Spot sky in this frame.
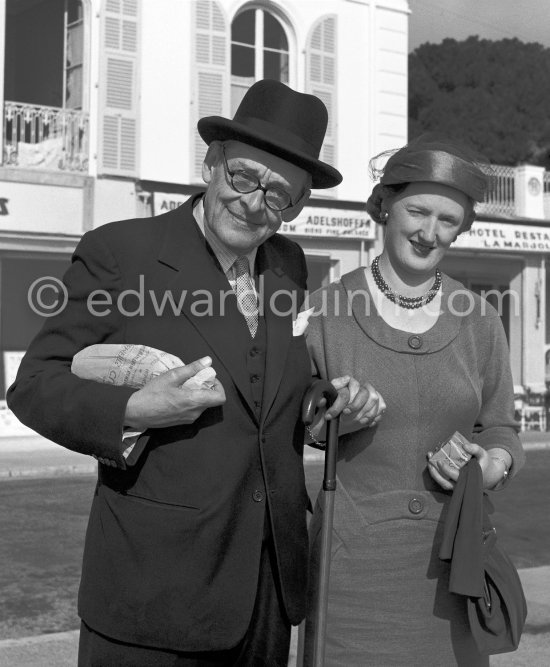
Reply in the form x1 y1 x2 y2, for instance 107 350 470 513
408 0 550 52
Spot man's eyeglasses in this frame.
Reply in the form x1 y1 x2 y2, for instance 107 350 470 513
221 145 296 212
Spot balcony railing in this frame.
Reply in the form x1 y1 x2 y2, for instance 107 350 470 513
3 101 89 173
478 164 516 217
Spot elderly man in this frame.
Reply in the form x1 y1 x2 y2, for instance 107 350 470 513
8 80 382 666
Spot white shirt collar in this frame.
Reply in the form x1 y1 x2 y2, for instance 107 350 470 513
193 198 257 276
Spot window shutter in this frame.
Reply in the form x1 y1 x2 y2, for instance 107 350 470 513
98 0 140 176
192 0 229 182
306 15 337 190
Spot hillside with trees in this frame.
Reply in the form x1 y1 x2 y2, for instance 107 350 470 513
409 36 550 168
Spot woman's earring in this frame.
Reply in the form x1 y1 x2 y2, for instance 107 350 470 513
380 211 388 222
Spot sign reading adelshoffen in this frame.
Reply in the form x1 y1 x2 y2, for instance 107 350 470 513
152 196 375 240
280 207 375 240
153 192 188 215
454 221 550 253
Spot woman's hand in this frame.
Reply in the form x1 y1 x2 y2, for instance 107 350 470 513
326 375 386 431
427 442 511 491
305 376 386 445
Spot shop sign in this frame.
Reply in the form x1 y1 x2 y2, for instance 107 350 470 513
280 207 375 240
152 196 375 241
153 192 188 215
454 221 550 253
0 181 83 235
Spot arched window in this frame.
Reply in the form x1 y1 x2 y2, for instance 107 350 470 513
231 8 289 114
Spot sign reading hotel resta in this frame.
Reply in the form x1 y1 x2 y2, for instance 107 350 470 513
454 221 550 253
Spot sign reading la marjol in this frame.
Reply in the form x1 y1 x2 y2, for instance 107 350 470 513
454 221 550 253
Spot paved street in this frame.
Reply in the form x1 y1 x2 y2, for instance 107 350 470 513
0 432 548 666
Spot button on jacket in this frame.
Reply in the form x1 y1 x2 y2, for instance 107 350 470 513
7 195 313 652
304 268 524 666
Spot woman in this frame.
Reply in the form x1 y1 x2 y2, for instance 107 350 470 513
303 138 525 666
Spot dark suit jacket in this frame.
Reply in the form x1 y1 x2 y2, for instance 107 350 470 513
7 195 313 651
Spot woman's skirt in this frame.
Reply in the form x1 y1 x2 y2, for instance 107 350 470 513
304 482 489 667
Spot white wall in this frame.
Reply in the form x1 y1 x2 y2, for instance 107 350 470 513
136 0 409 201
93 179 138 228
139 0 193 184
87 0 102 179
373 1 409 152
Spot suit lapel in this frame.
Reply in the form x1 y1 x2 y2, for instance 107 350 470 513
157 197 255 413
257 242 296 424
157 199 301 423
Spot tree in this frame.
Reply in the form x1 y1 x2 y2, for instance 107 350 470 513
409 36 550 168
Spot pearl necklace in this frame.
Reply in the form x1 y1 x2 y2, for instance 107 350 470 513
371 255 442 310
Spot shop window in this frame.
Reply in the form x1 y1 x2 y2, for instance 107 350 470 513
470 282 511 341
0 255 70 397
230 8 289 114
306 255 332 294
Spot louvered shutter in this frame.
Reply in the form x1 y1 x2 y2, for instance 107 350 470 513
306 16 337 190
192 0 228 182
98 0 139 176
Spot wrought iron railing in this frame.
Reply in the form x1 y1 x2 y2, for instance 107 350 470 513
477 164 515 217
3 101 89 173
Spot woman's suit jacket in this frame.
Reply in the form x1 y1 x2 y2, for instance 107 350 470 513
7 195 313 651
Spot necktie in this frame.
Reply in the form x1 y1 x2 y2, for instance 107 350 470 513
233 256 258 337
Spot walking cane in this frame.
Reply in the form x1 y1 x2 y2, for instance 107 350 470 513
302 379 340 667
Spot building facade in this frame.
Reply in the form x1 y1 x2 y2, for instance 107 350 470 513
0 0 547 435
443 166 550 432
0 0 409 435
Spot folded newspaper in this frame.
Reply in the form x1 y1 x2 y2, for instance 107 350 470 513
71 344 216 389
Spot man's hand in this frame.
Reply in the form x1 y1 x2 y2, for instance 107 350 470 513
124 356 226 430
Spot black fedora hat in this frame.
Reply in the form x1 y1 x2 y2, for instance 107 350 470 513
197 79 342 189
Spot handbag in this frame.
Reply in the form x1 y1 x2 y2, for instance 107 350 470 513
439 460 527 655
466 512 527 654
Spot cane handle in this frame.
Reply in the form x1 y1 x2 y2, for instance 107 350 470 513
302 379 338 425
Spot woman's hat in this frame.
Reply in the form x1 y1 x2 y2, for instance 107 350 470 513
378 140 488 202
366 136 489 231
197 79 342 189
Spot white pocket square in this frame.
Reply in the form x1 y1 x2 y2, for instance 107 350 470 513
292 308 314 336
